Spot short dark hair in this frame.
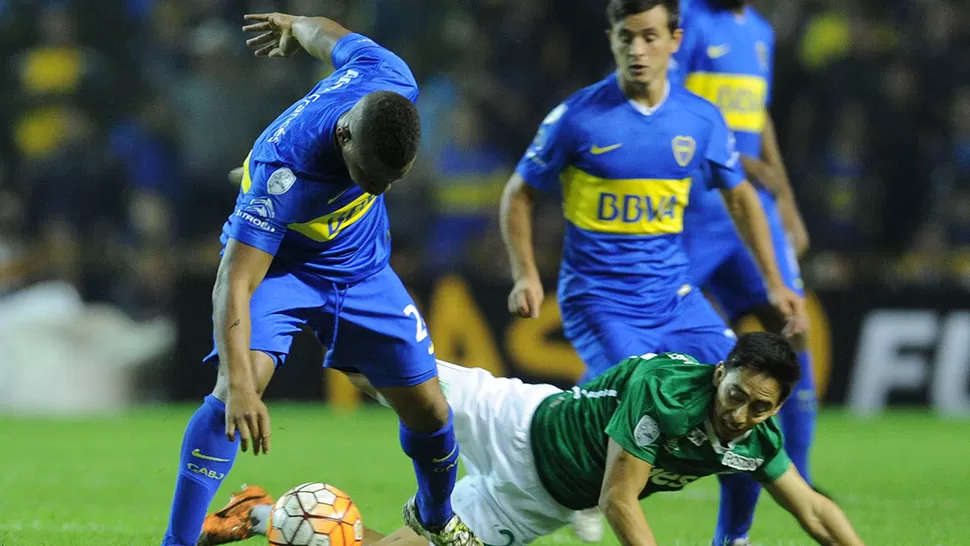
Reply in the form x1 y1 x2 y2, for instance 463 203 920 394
606 0 680 33
358 91 421 170
724 332 800 401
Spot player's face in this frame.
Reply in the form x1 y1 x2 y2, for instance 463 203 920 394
711 366 783 442
336 126 413 195
608 7 683 87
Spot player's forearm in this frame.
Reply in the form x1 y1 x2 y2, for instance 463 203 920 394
776 194 806 238
740 155 780 194
212 280 257 391
600 497 659 546
290 16 352 62
724 184 786 290
760 115 797 200
804 500 865 546
500 177 540 280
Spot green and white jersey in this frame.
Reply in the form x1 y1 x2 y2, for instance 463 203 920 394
529 353 791 510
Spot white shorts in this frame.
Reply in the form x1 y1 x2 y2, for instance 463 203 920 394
436 361 574 546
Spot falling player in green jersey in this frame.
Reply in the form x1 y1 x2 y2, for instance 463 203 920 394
201 333 863 546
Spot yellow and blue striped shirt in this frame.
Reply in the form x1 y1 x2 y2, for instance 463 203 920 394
516 74 745 308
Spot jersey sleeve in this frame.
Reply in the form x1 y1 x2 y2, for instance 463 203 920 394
331 33 388 69
514 102 576 193
604 388 662 465
704 111 745 190
227 165 303 256
752 448 792 483
330 33 418 93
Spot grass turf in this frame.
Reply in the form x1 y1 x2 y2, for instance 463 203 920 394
0 406 966 546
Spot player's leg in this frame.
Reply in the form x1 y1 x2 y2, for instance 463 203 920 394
162 270 320 546
712 234 817 484
654 289 758 546
163 351 276 546
752 233 816 486
705 237 814 544
700 252 767 546
321 266 474 545
340 363 566 546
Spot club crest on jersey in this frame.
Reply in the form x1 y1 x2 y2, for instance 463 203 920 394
267 168 296 195
672 136 696 167
721 451 763 472
634 415 660 447
755 41 769 72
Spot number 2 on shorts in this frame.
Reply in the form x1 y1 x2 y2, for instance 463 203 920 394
403 304 429 342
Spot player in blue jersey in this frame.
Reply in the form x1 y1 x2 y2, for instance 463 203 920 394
670 1 816 543
498 0 808 543
160 13 480 546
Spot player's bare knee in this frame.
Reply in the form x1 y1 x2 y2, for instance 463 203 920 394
380 379 451 433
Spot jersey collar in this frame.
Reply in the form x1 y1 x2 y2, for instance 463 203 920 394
625 79 671 116
704 418 753 454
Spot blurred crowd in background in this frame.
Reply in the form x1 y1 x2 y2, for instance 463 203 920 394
2 0 970 322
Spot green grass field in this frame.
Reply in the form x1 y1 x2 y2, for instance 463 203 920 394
1 406 967 546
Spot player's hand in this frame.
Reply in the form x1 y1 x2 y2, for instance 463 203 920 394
242 13 301 58
508 275 544 319
769 286 808 337
226 387 272 456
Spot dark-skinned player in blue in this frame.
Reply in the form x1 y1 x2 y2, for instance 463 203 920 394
160 13 480 546
671 1 816 543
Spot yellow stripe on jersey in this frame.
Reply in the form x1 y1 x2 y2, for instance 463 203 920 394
685 73 767 133
561 166 691 235
287 193 378 242
240 152 253 193
240 150 378 242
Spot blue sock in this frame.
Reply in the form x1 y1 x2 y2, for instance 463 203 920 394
714 473 761 545
399 410 459 529
162 395 238 546
779 350 817 484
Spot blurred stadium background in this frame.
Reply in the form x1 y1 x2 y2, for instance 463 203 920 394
2 0 970 544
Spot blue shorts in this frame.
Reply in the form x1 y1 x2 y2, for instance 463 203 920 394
203 264 436 388
562 288 738 382
685 202 803 322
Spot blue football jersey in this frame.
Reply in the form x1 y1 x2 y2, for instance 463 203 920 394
672 0 776 234
221 33 419 283
515 74 745 309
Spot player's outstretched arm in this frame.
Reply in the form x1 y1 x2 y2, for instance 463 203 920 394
243 13 352 62
764 465 864 546
599 439 659 546
500 173 544 319
214 239 275 455
721 181 807 333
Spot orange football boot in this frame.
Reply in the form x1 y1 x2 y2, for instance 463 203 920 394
197 484 274 546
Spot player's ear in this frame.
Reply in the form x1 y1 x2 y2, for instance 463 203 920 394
334 125 351 147
712 364 725 387
671 27 684 53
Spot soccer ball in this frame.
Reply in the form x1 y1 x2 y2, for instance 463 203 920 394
267 482 364 546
